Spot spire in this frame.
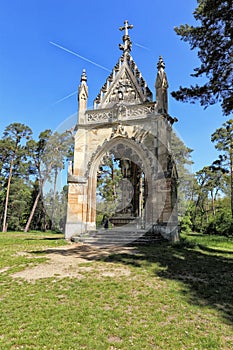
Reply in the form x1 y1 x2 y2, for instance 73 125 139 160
93 22 153 109
78 69 88 122
155 56 168 114
119 20 133 56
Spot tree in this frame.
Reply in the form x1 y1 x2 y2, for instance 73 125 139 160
211 119 233 218
6 178 32 231
171 131 194 216
43 185 68 232
26 179 52 231
96 154 123 219
50 142 73 230
192 165 225 230
23 129 52 232
24 130 73 232
171 0 233 116
0 123 32 232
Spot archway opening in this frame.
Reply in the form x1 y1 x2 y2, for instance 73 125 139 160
96 144 147 229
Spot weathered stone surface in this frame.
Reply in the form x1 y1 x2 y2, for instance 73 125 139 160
65 22 178 242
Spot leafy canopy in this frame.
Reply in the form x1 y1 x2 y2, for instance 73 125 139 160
171 0 233 116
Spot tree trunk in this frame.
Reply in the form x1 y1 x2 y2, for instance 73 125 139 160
24 168 51 232
193 194 201 230
211 190 216 216
231 159 233 219
24 186 42 232
51 167 58 230
2 159 14 232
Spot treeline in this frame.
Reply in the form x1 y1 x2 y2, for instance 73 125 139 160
0 119 232 236
0 123 73 232
180 119 233 236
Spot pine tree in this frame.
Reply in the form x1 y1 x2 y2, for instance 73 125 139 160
0 123 32 232
211 119 233 218
24 130 73 232
171 0 233 116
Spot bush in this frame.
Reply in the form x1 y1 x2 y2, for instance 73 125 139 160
206 210 233 236
180 211 192 234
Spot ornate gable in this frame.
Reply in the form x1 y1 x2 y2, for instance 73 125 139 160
94 21 152 109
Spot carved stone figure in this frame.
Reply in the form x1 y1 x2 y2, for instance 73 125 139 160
155 56 168 113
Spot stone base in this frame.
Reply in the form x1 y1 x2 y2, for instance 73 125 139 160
65 222 85 240
151 223 180 242
65 221 96 240
109 216 136 227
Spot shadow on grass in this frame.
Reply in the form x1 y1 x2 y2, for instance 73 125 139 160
198 244 233 255
26 237 64 241
104 240 233 324
32 239 233 324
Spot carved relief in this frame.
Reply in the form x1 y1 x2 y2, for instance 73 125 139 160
87 110 115 122
126 104 155 119
86 103 155 123
110 124 128 138
132 126 149 142
107 72 140 104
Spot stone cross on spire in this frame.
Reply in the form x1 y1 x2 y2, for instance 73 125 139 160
119 20 133 54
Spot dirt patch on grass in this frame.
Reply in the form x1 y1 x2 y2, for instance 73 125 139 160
11 243 135 281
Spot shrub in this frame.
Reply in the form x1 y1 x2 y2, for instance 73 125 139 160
180 211 192 234
206 210 233 236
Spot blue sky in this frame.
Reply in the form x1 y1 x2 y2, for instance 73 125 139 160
0 0 227 172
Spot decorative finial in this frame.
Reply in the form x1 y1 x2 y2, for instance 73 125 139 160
80 69 87 82
157 56 165 70
119 20 133 54
155 56 168 113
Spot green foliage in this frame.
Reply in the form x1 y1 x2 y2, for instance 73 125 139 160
211 119 233 154
0 123 33 231
186 162 231 235
28 180 51 231
171 131 194 216
179 209 192 234
7 179 32 231
206 209 233 236
0 123 73 233
171 0 233 115
211 119 233 218
96 154 123 217
189 119 233 233
24 129 73 232
43 186 68 232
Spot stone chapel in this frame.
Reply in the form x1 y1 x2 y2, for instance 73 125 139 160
65 21 179 243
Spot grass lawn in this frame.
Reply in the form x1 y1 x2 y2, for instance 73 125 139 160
0 231 233 349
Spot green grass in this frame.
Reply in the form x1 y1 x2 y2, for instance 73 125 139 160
184 232 233 253
0 231 233 349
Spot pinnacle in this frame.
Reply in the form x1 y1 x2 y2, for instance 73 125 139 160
157 56 165 70
80 68 87 82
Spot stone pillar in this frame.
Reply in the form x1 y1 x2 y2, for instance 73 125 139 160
65 180 88 240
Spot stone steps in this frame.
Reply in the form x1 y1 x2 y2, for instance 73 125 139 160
71 227 165 246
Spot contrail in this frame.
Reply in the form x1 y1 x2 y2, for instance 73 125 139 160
133 42 150 51
54 90 77 105
50 41 111 72
50 40 149 105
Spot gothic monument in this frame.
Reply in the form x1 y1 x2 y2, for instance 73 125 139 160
65 21 179 242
